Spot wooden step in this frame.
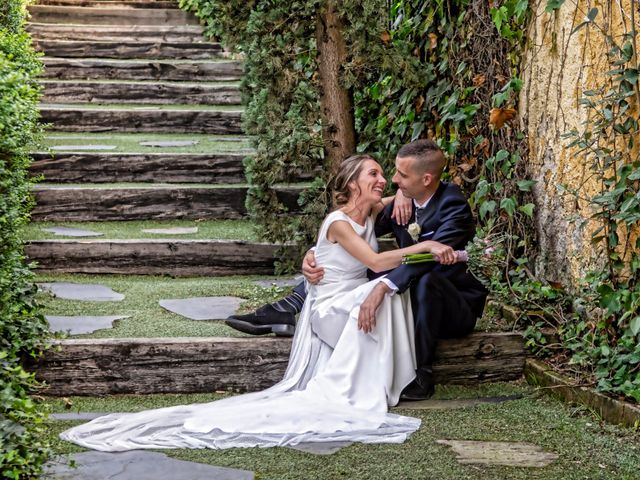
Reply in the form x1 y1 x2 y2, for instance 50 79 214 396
32 184 302 221
27 5 198 26
41 58 243 82
30 152 246 183
27 23 206 43
26 333 526 395
34 0 179 9
26 239 292 276
40 80 240 105
34 40 224 60
39 105 243 134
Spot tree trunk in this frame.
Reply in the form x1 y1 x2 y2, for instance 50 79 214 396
316 0 356 176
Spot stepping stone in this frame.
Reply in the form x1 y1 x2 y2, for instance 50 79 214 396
44 451 254 480
255 275 303 289
42 226 103 237
38 282 125 301
396 395 522 410
159 296 242 320
436 440 559 467
46 315 127 335
141 227 198 235
50 145 117 151
139 140 199 147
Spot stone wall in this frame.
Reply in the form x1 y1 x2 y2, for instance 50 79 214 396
519 0 638 284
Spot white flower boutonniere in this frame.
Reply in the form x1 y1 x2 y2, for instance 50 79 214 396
407 222 421 243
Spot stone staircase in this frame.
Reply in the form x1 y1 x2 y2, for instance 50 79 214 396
25 0 525 395
26 0 300 275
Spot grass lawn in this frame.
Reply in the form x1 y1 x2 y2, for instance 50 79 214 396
40 132 252 154
36 273 295 338
45 381 640 479
23 219 259 241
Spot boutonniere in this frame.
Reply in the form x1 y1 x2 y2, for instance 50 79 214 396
407 222 421 243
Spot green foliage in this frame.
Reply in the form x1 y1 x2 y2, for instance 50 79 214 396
180 0 535 267
0 0 50 477
558 14 640 401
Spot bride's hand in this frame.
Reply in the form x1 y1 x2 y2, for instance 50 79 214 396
428 241 456 265
357 283 390 333
302 249 324 284
391 189 412 225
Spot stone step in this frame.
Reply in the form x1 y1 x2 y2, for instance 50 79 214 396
34 40 225 60
40 80 240 105
32 184 303 221
41 57 243 82
27 239 293 276
30 151 247 183
34 0 179 9
39 104 243 134
28 5 198 26
27 23 206 43
26 333 526 395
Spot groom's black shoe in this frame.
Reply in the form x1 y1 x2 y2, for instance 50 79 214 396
225 304 295 337
400 369 435 401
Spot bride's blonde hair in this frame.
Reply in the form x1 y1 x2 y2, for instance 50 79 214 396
332 154 376 207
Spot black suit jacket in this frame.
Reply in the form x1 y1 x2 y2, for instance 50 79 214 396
374 181 487 318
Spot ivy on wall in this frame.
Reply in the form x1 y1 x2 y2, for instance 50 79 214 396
0 1 50 478
531 0 640 401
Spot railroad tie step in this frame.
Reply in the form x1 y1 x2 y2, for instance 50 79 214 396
26 333 526 395
30 151 247 183
31 184 303 221
39 105 244 134
26 239 294 276
27 5 199 26
33 40 227 61
41 58 243 82
26 23 207 43
40 80 241 105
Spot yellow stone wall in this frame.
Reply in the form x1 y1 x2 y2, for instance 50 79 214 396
519 0 639 284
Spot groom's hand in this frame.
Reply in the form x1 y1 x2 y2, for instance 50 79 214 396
358 282 391 333
302 249 324 284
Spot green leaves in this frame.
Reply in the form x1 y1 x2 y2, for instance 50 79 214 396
544 0 565 12
0 2 50 477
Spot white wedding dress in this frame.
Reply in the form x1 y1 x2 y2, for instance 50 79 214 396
60 211 420 452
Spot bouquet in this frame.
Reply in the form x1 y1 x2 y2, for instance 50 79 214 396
401 233 511 288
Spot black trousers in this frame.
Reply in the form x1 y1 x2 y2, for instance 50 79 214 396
410 271 477 371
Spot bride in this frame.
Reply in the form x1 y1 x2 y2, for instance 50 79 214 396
60 154 442 452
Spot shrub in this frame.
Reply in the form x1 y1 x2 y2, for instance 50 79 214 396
0 0 50 478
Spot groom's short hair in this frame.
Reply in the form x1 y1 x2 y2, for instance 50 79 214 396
397 139 445 178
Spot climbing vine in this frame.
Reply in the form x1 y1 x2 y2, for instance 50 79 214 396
0 1 50 478
525 0 640 401
180 0 535 266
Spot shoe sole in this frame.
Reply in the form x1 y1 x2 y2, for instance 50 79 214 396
271 324 295 337
225 318 294 337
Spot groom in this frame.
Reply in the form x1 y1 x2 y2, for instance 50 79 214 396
226 139 488 400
